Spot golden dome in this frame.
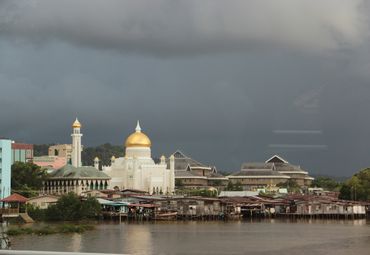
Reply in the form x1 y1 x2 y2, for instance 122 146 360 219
124 121 152 148
72 118 81 128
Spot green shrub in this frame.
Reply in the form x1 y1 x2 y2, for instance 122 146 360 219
34 226 56 235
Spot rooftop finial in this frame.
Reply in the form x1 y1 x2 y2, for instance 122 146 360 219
72 118 82 128
135 120 141 132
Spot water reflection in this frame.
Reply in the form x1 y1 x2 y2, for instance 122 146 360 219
10 219 370 255
69 233 81 252
124 224 153 255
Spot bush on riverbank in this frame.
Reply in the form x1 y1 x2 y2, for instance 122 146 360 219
27 193 101 221
6 224 95 236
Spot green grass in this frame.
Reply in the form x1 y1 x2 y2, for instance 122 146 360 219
6 224 95 236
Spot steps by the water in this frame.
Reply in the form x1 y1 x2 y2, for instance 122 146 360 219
19 213 34 223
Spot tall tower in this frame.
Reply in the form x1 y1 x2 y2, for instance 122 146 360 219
71 118 83 167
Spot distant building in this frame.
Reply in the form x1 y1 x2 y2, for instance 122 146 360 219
169 150 228 189
228 155 314 190
42 164 111 196
0 139 12 199
219 191 259 197
26 195 58 209
48 144 72 163
34 119 84 171
11 142 33 164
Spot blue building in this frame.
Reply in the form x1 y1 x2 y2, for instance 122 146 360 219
0 139 12 199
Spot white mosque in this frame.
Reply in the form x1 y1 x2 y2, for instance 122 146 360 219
103 121 175 195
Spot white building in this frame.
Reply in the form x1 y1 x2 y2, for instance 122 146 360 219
103 121 175 195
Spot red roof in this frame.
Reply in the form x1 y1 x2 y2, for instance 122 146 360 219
11 143 33 150
0 193 28 203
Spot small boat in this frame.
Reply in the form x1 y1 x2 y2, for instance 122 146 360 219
154 212 178 220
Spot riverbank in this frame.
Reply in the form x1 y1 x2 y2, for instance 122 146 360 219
6 224 95 236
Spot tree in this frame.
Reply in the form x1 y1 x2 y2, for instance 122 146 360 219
82 143 124 167
175 179 184 187
80 196 102 219
46 193 101 221
277 180 301 193
339 168 370 201
225 181 243 191
338 184 351 200
311 176 340 191
11 162 48 197
225 181 234 191
33 144 55 156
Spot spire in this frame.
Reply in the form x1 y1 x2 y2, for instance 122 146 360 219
72 118 81 128
135 120 142 132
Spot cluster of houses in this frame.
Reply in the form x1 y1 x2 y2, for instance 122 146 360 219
98 191 369 220
1 187 368 223
4 188 367 222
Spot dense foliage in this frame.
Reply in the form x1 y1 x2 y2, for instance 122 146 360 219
339 168 370 201
27 193 101 221
311 176 341 191
11 162 48 197
225 181 243 191
277 179 301 193
33 144 55 156
81 143 124 167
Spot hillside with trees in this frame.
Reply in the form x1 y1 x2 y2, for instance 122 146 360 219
81 143 124 167
311 176 342 191
33 144 55 156
339 168 370 201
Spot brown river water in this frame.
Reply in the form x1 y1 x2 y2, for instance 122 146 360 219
8 219 370 255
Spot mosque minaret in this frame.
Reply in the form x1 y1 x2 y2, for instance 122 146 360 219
71 118 83 167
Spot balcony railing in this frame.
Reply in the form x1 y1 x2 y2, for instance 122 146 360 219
0 208 19 215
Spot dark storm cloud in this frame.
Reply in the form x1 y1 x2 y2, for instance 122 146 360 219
1 1 370 177
0 0 367 55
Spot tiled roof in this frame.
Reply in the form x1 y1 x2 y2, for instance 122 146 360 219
168 150 212 170
273 162 307 172
229 169 287 177
241 162 307 173
241 162 274 170
33 156 67 170
175 170 206 177
0 193 28 203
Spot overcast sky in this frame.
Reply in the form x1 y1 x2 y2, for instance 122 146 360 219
1 0 370 176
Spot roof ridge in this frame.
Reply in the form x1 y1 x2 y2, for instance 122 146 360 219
173 149 189 158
